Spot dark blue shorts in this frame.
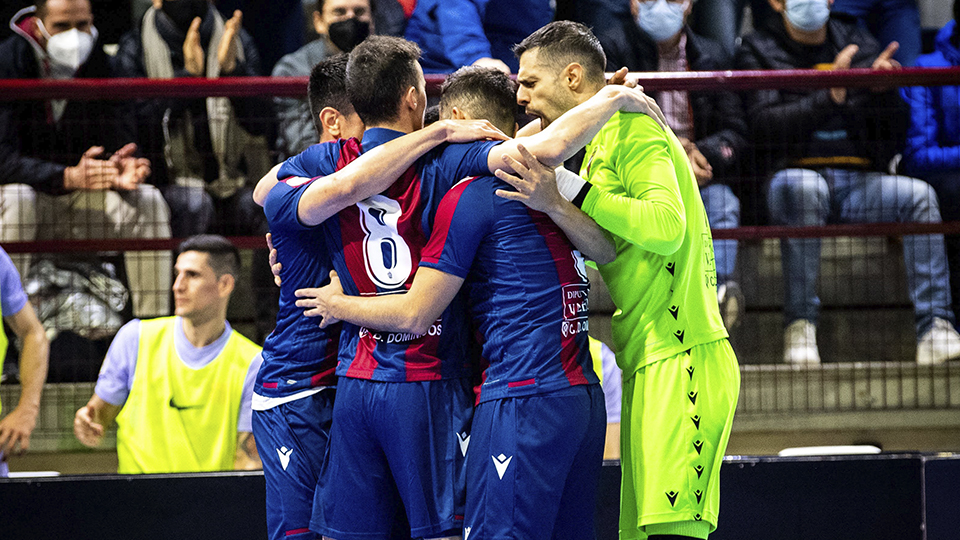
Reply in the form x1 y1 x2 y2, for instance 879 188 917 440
253 388 335 540
464 384 606 540
312 377 474 540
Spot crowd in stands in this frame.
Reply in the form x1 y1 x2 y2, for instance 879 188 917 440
1 0 959 473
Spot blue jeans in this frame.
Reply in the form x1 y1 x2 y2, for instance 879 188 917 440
832 0 921 66
767 168 953 335
701 182 740 283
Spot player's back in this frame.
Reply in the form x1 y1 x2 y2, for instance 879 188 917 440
320 129 500 382
582 112 727 373
258 140 353 398
422 174 599 403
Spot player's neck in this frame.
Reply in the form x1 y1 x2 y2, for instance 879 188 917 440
181 312 228 348
368 109 420 135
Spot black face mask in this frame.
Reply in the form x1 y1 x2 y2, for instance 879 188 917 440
328 17 370 53
162 0 209 33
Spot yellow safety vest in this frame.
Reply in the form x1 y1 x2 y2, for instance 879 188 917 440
114 317 261 474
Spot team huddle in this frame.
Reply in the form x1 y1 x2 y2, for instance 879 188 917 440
253 21 739 540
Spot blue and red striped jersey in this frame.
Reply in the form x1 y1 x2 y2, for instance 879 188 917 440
280 128 500 382
421 175 599 403
257 139 353 398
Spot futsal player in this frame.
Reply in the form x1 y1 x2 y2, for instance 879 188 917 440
273 35 659 540
293 65 617 540
512 21 741 540
253 54 506 540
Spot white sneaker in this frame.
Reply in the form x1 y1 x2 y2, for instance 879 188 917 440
784 319 821 364
916 317 960 365
717 281 745 331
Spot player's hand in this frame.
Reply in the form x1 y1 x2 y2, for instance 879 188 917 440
685 143 713 185
494 143 564 213
218 10 243 74
73 405 105 448
436 119 509 143
294 270 344 328
608 85 668 131
0 405 38 455
471 57 511 75
183 16 205 76
606 67 639 89
829 44 858 105
266 233 282 287
64 146 119 191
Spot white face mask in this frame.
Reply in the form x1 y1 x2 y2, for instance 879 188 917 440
784 0 830 33
637 0 688 43
37 19 98 74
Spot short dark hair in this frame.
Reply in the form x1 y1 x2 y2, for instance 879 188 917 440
308 54 352 138
423 104 440 127
346 36 421 126
513 21 607 85
440 66 518 137
177 235 240 278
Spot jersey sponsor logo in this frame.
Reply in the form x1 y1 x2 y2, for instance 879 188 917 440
561 284 590 338
358 320 442 343
358 195 413 289
457 432 470 457
277 446 293 471
492 453 513 479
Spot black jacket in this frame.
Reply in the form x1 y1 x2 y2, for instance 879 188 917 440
0 31 127 194
670 28 749 182
111 11 273 187
734 13 908 174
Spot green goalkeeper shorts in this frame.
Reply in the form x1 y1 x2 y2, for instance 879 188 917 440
619 338 740 540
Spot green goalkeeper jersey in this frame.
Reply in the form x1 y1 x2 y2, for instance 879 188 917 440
579 111 727 377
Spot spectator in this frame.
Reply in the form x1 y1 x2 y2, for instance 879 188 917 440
114 0 278 341
689 0 777 59
901 1 960 329
833 0 921 66
0 0 173 319
572 0 658 72
272 0 372 160
736 0 960 364
0 245 50 477
405 0 554 74
635 0 750 330
73 235 263 474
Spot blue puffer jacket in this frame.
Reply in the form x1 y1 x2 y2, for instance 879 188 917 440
901 21 960 176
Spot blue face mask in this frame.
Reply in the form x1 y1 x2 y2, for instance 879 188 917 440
637 0 687 43
785 0 830 32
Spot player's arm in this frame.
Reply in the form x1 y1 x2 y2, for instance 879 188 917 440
569 119 687 255
234 432 261 470
297 119 507 226
295 268 465 336
494 144 615 264
488 85 667 171
252 163 283 206
73 394 121 448
0 302 49 455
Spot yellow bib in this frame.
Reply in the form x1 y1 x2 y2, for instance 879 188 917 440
115 317 261 474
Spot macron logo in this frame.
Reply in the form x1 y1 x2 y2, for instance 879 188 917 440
457 432 470 457
492 453 513 479
277 446 293 471
464 526 471 540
